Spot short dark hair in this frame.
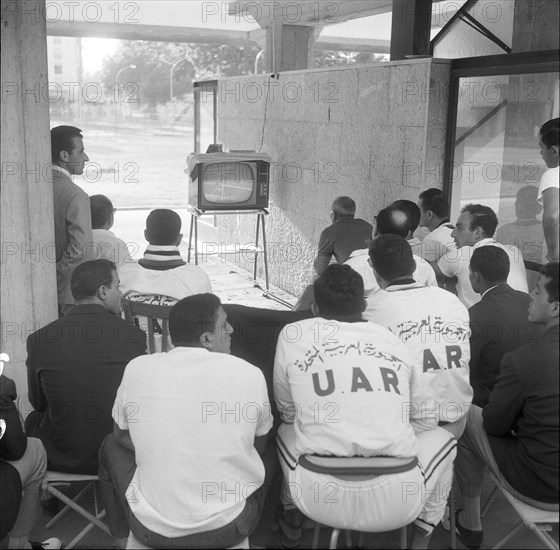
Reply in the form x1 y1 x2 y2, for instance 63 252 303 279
145 209 182 245
90 195 114 229
376 205 410 239
51 125 83 164
169 293 221 345
418 188 450 219
313 264 364 319
332 196 356 217
369 234 414 281
540 118 559 149
392 200 421 233
369 234 415 281
539 262 559 303
470 246 510 283
461 204 498 238
71 259 116 300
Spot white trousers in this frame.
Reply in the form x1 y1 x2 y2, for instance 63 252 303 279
277 424 456 534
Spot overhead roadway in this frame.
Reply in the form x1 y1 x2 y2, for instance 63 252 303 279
46 0 459 56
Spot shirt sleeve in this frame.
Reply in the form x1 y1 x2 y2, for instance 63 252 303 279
26 335 47 412
112 378 130 431
437 249 461 277
538 168 559 202
273 327 296 424
255 372 273 437
57 191 93 292
314 228 334 274
482 352 523 436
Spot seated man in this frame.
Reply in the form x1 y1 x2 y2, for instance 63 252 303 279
345 204 436 296
119 208 212 305
274 264 456 549
25 260 146 474
89 194 134 269
1 369 61 549
468 246 537 407
392 199 424 255
433 204 528 308
416 188 456 262
98 294 273 549
365 235 472 438
454 262 559 549
313 196 373 275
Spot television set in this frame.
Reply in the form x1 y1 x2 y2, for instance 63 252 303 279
186 152 272 212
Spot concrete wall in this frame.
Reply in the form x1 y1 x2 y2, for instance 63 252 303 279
216 59 451 296
1 0 57 410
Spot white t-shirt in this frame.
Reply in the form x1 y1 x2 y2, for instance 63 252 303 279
345 249 437 296
417 223 456 263
274 319 419 460
87 229 135 269
538 166 559 202
437 238 528 308
119 262 212 301
113 347 273 538
364 283 472 431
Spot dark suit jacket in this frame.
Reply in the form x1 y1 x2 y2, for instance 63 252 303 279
483 324 559 503
468 284 538 407
26 304 146 474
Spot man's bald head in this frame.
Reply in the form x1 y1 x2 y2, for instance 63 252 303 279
375 205 411 239
331 196 356 218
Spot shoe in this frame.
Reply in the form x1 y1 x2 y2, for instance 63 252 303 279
277 508 304 548
448 510 483 549
29 538 62 549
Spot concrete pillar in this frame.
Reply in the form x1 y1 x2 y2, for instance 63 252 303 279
1 0 56 406
265 23 314 73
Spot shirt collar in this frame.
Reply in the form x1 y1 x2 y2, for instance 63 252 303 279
52 165 72 179
473 238 496 248
481 284 500 299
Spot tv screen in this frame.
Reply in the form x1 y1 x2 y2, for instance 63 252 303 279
186 152 271 212
202 162 255 204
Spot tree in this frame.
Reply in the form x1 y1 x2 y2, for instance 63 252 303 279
100 41 260 106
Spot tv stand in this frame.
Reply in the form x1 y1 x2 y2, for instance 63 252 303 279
186 206 292 308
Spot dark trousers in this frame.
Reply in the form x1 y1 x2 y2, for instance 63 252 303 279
98 434 266 549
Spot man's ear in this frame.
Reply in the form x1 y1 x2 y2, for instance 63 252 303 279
200 331 213 349
549 299 560 319
411 259 417 273
176 233 183 246
144 229 149 242
361 298 366 313
311 302 320 317
59 150 69 164
96 284 107 302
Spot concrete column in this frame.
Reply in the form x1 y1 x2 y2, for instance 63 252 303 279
265 23 314 72
1 0 56 406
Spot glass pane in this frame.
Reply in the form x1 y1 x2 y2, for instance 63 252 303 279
450 71 559 280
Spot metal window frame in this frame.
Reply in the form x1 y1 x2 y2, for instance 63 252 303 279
443 50 560 199
193 79 218 153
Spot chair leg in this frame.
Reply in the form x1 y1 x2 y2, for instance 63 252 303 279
357 532 365 548
493 522 525 550
44 481 94 528
65 509 107 549
345 530 352 547
526 523 559 550
449 491 457 549
329 528 341 549
43 484 111 535
400 525 407 549
312 523 321 549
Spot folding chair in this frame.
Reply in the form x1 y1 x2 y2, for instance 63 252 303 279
296 455 420 549
487 471 559 550
42 471 110 549
122 298 173 353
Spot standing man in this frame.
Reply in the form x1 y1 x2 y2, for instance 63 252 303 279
417 188 456 262
537 118 559 262
51 125 92 315
314 196 373 275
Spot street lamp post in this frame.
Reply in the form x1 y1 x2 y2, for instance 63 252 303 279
114 64 136 124
170 58 188 103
